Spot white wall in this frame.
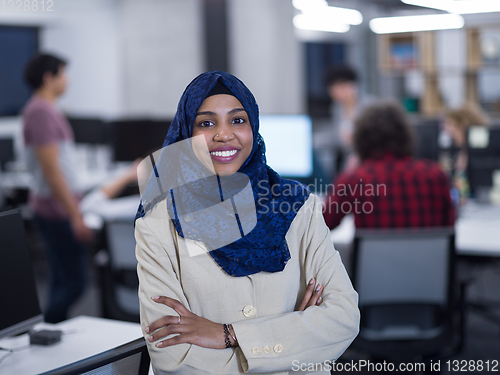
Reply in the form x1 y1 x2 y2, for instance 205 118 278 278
228 0 304 114
120 0 204 118
42 0 124 118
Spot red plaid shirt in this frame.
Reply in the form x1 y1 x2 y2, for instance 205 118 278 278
323 154 455 229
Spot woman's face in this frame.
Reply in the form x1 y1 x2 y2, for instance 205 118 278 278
192 94 253 176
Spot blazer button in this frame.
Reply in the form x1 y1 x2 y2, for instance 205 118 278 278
251 347 260 355
242 305 256 318
263 345 272 354
273 344 283 354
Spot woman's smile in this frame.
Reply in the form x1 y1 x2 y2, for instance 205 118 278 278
209 146 240 162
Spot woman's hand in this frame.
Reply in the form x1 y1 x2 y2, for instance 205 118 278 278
145 296 236 349
296 278 323 311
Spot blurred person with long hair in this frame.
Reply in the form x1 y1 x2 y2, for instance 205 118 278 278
443 103 490 201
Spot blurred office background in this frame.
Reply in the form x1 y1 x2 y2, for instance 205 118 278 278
1 0 500 372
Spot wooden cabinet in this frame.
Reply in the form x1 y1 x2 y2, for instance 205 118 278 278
378 26 500 117
378 31 442 116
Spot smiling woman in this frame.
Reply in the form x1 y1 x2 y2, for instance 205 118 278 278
192 88 253 176
134 71 360 375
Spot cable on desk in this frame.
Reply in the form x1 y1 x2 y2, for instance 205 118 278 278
0 344 30 364
0 350 13 364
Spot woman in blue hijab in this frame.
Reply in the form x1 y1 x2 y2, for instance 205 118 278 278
135 71 359 374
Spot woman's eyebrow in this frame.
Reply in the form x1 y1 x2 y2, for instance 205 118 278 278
196 108 246 116
228 108 246 115
196 111 216 116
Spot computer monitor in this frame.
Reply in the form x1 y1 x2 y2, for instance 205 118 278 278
111 119 170 162
467 125 500 197
259 114 313 178
67 117 109 145
413 119 440 161
0 137 15 170
0 209 43 339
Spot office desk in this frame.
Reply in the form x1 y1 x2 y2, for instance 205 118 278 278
0 171 32 190
455 202 500 257
83 194 140 230
0 163 133 194
0 316 146 375
330 203 500 258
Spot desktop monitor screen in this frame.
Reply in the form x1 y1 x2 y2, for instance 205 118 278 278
68 117 109 145
0 138 15 170
467 125 500 194
414 120 440 161
259 115 313 178
0 210 43 339
111 120 170 162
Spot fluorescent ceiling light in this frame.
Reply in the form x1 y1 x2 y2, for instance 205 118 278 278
369 13 464 34
302 6 363 25
401 0 500 14
294 13 350 33
292 0 328 11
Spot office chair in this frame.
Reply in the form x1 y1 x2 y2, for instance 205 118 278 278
95 219 140 323
351 227 465 364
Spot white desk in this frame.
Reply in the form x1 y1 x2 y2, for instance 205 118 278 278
0 163 133 193
0 316 144 375
330 203 500 258
0 171 32 190
83 194 140 230
455 203 500 257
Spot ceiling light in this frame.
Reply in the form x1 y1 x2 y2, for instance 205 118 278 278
302 6 363 25
293 13 350 33
292 0 328 11
401 0 500 14
369 13 464 34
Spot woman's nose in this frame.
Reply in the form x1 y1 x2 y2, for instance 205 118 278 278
215 122 234 141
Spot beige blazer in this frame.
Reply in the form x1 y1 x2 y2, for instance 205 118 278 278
135 194 360 375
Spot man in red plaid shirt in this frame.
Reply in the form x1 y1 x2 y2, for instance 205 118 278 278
323 101 455 229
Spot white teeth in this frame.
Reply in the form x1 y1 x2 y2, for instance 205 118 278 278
210 150 237 157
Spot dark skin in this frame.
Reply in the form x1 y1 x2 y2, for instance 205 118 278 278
145 279 323 349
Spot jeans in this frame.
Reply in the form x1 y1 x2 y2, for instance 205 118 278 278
33 214 87 323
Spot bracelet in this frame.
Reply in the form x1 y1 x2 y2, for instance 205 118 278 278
223 324 232 348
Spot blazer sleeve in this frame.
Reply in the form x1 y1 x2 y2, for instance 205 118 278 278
135 216 241 375
231 195 360 374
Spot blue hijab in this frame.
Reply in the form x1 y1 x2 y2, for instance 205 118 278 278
136 71 310 277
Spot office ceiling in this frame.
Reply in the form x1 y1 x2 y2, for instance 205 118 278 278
329 0 421 11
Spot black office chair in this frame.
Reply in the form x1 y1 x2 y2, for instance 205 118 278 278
95 219 140 323
350 227 465 364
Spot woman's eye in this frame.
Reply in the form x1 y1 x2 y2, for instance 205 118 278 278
232 117 245 125
198 120 214 127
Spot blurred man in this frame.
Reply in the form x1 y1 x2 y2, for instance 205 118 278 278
23 53 92 323
327 65 373 172
323 101 455 230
